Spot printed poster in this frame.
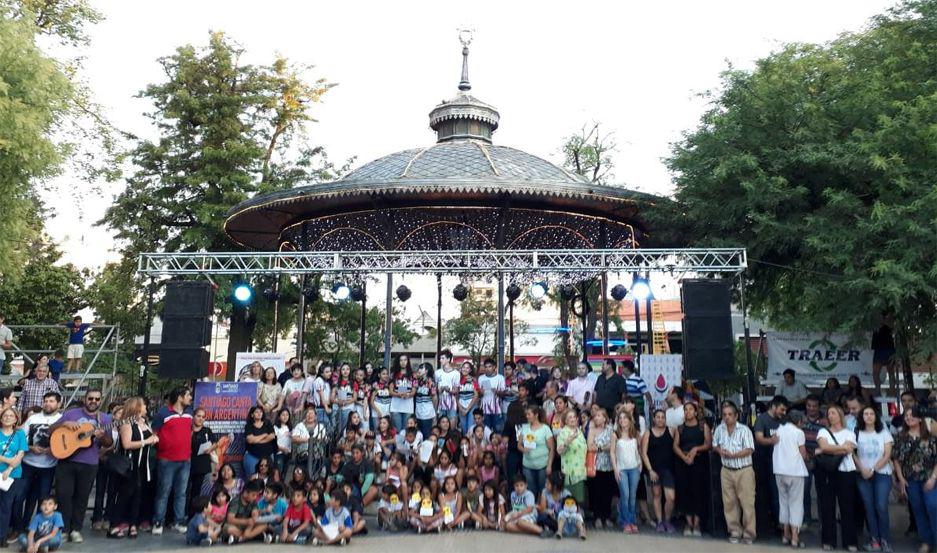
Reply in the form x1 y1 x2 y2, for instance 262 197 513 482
234 351 286 380
641 354 683 411
194 381 257 477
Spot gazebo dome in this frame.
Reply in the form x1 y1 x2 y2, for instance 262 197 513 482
224 37 658 252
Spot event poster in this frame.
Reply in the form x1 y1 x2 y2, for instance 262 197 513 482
194 381 257 476
641 354 683 411
766 332 873 386
234 351 286 380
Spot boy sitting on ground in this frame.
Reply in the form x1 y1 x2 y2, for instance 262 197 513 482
18 497 63 553
312 490 354 546
186 496 221 546
225 479 268 543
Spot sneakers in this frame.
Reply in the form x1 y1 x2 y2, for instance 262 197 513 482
200 538 213 547
655 521 665 533
692 528 702 537
227 535 237 545
683 527 693 537
263 532 273 544
69 531 83 543
152 524 163 536
664 521 677 534
173 523 187 534
881 540 893 553
294 536 306 545
866 540 882 552
729 535 741 544
339 537 347 546
6 536 18 544
312 537 321 546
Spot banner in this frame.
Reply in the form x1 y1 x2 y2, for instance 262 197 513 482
766 332 873 386
194 381 257 476
641 354 683 411
234 352 286 380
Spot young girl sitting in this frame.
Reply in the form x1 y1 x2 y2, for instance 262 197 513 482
409 487 443 534
472 481 504 530
209 489 230 526
556 497 586 540
431 449 461 496
538 472 571 536
438 476 471 531
377 484 407 532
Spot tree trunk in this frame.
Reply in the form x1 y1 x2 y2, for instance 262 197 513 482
559 300 571 358
895 323 915 392
226 303 252 380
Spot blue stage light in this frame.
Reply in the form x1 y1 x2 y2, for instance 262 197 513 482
233 283 253 304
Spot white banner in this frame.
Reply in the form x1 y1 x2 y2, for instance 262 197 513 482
766 332 873 386
641 354 683 411
234 352 287 381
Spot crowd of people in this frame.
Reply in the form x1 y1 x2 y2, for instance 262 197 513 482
0 349 934 551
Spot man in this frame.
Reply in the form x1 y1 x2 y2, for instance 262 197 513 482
665 386 685 429
13 391 62 537
0 314 12 374
800 394 826 523
434 349 460 425
712 401 756 545
477 358 505 432
622 360 652 420
891 390 917 432
52 389 112 543
152 386 194 535
17 364 60 414
593 358 627 415
753 395 788 537
844 396 863 431
504 381 532 480
541 380 560 422
278 356 299 387
340 444 376 505
565 361 595 409
776 369 809 408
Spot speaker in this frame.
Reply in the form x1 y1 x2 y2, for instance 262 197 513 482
158 347 209 379
162 281 214 348
682 279 734 381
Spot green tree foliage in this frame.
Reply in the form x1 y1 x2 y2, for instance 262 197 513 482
302 297 417 367
445 293 498 368
665 0 937 385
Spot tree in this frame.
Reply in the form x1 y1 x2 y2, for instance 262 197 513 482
665 0 937 388
445 293 498 368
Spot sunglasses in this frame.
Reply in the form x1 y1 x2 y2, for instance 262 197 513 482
86 397 102 402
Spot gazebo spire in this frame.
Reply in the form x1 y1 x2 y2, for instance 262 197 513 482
458 28 472 91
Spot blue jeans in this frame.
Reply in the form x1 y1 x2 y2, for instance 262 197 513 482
242 451 260 478
523 467 546 501
856 472 892 543
617 468 641 526
484 414 503 433
907 479 937 548
338 408 354 432
0 478 26 541
459 411 473 435
154 459 190 526
18 533 61 550
315 408 332 431
14 464 55 533
417 418 434 440
803 467 815 521
438 408 458 425
391 412 410 432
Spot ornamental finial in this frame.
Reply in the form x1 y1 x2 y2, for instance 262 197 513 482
458 28 474 92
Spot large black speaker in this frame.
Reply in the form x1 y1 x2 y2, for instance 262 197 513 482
158 347 209 379
682 279 734 381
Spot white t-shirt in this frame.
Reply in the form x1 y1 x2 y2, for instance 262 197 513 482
477 374 505 415
22 411 62 468
665 405 685 429
274 424 292 454
291 421 328 456
0 325 12 346
818 427 858 472
310 377 330 408
856 429 894 475
615 437 641 471
281 378 308 410
772 422 807 477
435 368 461 411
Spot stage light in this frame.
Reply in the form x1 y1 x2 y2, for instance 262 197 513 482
506 283 522 302
453 283 469 301
559 284 577 300
331 282 351 300
396 285 412 302
529 282 548 300
350 285 366 302
631 276 652 301
302 286 319 302
232 283 253 304
610 284 628 301
262 288 279 302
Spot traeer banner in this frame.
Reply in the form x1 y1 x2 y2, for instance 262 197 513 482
766 332 873 386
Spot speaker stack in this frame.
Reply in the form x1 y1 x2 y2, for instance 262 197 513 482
681 279 734 381
159 281 214 379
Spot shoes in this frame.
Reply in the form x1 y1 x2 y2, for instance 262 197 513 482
173 524 187 534
881 540 893 553
655 521 665 533
264 532 273 544
866 539 882 552
729 535 741 544
91 521 105 531
227 535 236 545
684 527 693 537
152 524 163 536
69 531 83 543
665 521 677 534
555 532 562 540
312 537 320 546
339 537 347 546
6 536 18 544
742 537 754 545
693 528 702 537
579 534 586 541
201 538 213 547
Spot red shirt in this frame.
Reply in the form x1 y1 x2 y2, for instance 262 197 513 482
284 503 313 532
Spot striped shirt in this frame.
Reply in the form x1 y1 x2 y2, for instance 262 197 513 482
712 422 754 469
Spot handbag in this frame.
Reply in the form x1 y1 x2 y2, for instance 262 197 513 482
585 450 597 478
815 430 846 472
104 420 132 478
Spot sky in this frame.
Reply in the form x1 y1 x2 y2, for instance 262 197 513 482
41 0 897 299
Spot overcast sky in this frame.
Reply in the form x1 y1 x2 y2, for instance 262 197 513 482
44 0 896 274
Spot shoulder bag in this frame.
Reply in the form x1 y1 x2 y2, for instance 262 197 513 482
815 429 846 472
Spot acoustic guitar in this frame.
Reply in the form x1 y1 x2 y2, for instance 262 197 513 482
50 419 125 460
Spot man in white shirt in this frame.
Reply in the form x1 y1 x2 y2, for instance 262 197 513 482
775 369 809 408
434 349 460 425
0 314 12 374
565 362 595 409
477 359 505 431
712 401 756 544
665 387 685 429
15 391 62 532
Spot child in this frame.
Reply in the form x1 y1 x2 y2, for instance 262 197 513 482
478 450 501 490
308 487 327 519
556 497 586 540
256 482 288 543
48 350 64 382
225 479 268 544
463 475 482 528
18 496 63 553
324 450 345 494
409 486 443 534
281 488 314 544
377 484 407 532
504 474 541 535
537 472 571 537
339 481 368 535
407 480 424 513
209 489 230 525
312 490 354 546
438 476 470 530
472 481 504 530
186 496 221 546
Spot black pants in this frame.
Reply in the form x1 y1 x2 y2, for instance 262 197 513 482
55 461 99 533
114 469 148 526
186 470 210 518
754 451 778 536
587 470 616 522
818 469 858 549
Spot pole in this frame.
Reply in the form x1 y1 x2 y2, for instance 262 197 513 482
508 300 515 362
358 281 367 368
740 274 756 419
646 295 654 355
496 275 505 370
297 275 307 368
383 274 392 370
271 275 280 352
436 274 443 367
601 272 610 355
633 299 642 369
580 282 589 363
138 277 156 396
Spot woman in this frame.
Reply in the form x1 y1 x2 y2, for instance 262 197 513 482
436 415 461 461
772 410 808 549
549 396 569 433
621 397 651 525
258 367 282 415
278 363 308 424
352 367 371 432
816 405 858 551
240 361 263 383
207 463 243 499
550 367 568 395
821 378 844 408
892 406 937 553
187 407 216 517
249 456 278 485
845 375 872 406
456 361 480 434
389 356 416 431
311 365 333 429
853 405 894 552
108 397 157 538
272 408 292 478
0 407 26 544
243 405 276 477
413 363 437 439
672 401 711 537
640 409 676 533
369 368 393 430
331 363 356 432
587 407 615 528
290 408 328 480
518 405 555 500
555 409 587 504
611 411 642 534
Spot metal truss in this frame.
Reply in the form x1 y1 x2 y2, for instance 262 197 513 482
138 248 746 276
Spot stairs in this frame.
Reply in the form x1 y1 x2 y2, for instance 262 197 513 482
651 300 670 353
